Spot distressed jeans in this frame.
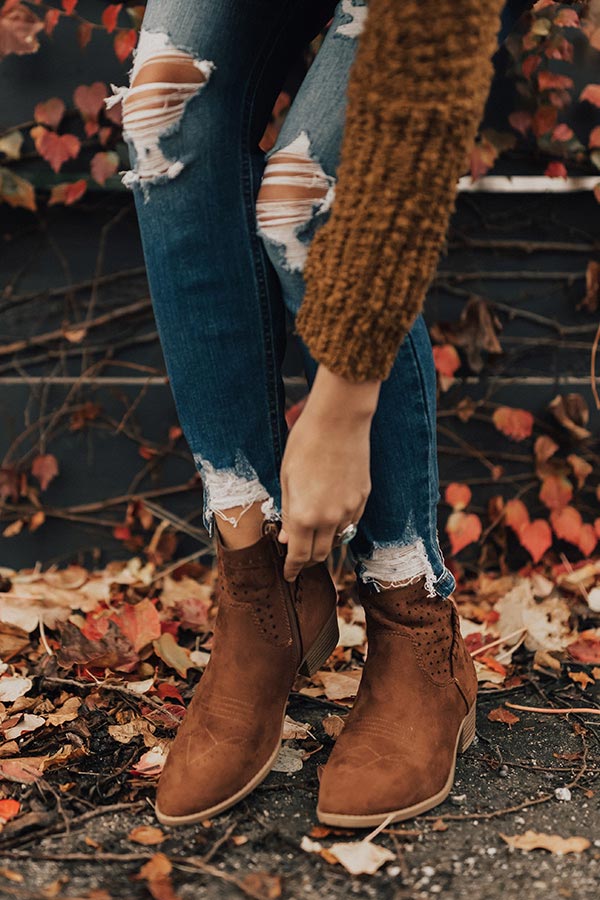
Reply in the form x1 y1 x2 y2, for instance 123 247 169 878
110 0 456 599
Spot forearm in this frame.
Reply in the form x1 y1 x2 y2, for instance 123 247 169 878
296 0 504 383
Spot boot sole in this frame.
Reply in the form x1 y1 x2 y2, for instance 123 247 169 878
316 701 477 828
154 610 339 827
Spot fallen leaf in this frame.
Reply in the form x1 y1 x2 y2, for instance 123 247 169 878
152 633 192 677
568 630 600 664
329 839 395 875
3 713 45 740
500 830 590 855
128 825 165 846
0 675 32 703
0 799 20 823
130 745 168 777
240 873 282 899
488 706 520 725
272 745 304 774
496 579 573 652
316 669 362 701
568 670 594 690
322 714 346 739
45 696 81 726
282 716 312 740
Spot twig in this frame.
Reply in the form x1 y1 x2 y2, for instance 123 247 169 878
469 628 527 658
505 702 600 716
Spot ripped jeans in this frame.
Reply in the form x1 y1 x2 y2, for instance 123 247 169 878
110 0 456 599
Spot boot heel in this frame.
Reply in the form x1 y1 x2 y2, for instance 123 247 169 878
299 611 339 677
458 702 477 752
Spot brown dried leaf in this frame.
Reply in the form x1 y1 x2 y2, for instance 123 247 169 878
500 830 590 855
488 706 520 725
128 825 165 846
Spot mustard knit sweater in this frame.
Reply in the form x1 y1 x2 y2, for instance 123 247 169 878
296 0 504 383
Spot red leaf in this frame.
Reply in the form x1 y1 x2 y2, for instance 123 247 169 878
444 483 471 511
61 0 77 14
77 20 92 49
90 150 119 185
580 84 600 107
518 519 552 563
509 110 532 137
522 54 541 80
545 161 568 178
470 137 497 180
568 634 600 664
31 453 59 490
492 406 534 441
550 506 582 544
537 71 573 91
113 27 137 62
551 124 574 142
539 474 573 510
532 105 557 137
44 8 61 36
432 344 460 391
33 97 65 129
30 126 80 173
554 8 579 27
0 3 44 58
101 3 122 34
48 179 87 206
446 511 482 555
589 126 600 150
73 82 107 137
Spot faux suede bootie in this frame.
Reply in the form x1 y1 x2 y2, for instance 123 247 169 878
317 576 477 827
155 520 339 825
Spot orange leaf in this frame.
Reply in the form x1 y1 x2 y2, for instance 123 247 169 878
433 344 460 377
589 126 600 149
444 483 471 510
532 105 557 136
30 126 80 173
0 798 20 823
534 435 558 463
113 27 137 62
492 406 534 441
509 110 532 136
110 598 161 653
567 454 592 489
61 0 77 14
519 519 552 563
539 474 573 510
550 506 582 544
504 498 530 533
101 4 122 34
446 511 482 555
33 97 65 129
580 84 600 107
568 634 600 664
31 453 58 491
488 706 519 725
48 179 87 206
77 21 92 50
44 8 61 36
538 72 573 91
577 523 597 558
594 518 600 539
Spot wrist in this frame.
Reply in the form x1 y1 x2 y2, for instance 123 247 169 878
304 365 380 424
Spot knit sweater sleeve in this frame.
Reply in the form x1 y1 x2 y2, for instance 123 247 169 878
295 0 504 383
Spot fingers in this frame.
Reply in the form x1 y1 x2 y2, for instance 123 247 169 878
283 520 314 581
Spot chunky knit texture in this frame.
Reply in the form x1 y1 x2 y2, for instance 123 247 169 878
296 0 504 383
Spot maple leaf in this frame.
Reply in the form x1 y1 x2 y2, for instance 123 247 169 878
101 4 122 34
0 3 44 59
446 511 482 555
539 474 573 510
114 28 137 62
31 453 59 490
492 406 534 441
30 126 80 173
33 97 65 129
48 179 87 206
444 483 471 511
0 166 36 211
519 519 552 563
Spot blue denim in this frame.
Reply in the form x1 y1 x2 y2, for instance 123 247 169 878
113 0 456 599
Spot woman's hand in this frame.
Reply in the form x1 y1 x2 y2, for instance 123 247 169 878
278 365 381 581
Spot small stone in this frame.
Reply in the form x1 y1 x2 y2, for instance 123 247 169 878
386 866 401 877
555 786 572 801
450 794 466 805
498 765 509 777
422 866 435 878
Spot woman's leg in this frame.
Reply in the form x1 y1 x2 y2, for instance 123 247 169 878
112 0 336 548
257 0 455 599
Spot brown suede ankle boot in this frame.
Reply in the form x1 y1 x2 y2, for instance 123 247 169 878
155 520 338 826
317 576 477 827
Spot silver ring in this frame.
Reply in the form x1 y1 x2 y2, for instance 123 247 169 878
336 523 358 544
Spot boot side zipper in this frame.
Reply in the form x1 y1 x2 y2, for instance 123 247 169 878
263 521 303 666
